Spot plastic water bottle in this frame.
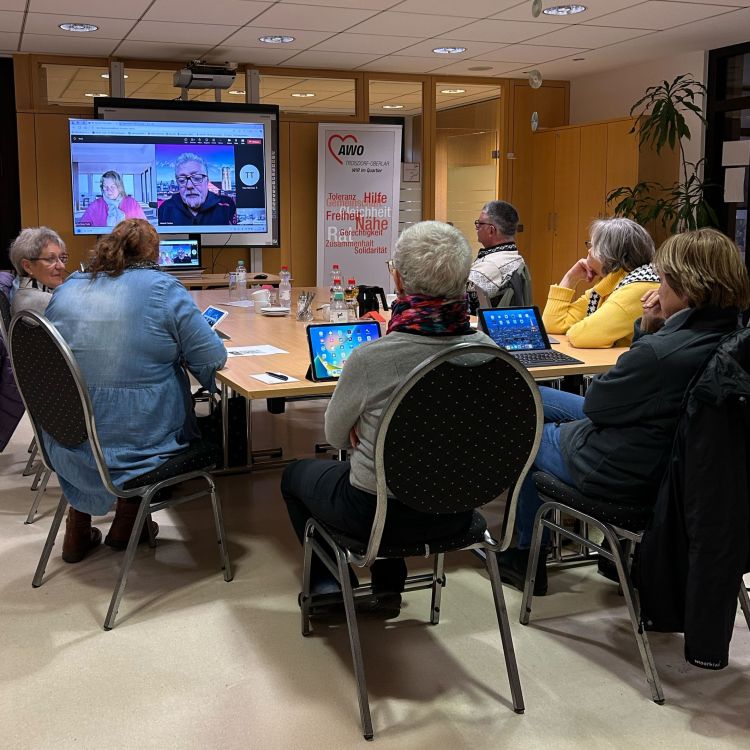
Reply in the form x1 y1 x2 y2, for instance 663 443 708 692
330 263 341 287
236 260 247 300
345 278 359 321
329 276 343 306
330 291 348 323
279 265 292 309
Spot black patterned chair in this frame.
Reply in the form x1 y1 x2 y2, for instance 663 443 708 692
299 343 543 739
9 310 233 630
520 471 750 705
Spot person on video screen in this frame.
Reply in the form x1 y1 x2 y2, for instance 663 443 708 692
172 247 193 264
158 153 237 227
80 170 146 228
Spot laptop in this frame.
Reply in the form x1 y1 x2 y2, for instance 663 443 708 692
159 237 203 273
306 321 382 382
477 306 583 369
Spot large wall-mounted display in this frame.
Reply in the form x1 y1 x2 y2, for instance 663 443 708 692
68 98 280 247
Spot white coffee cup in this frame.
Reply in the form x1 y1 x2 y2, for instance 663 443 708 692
251 289 270 312
386 293 398 308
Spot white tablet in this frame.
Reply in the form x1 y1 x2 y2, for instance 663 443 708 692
202 305 228 330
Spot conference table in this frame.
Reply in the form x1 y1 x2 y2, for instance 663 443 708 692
190 287 628 470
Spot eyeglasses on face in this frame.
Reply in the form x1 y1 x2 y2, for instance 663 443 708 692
385 259 395 273
33 254 68 266
584 241 592 250
176 173 208 186
474 220 494 229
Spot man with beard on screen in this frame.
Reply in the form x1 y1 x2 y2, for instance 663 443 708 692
158 152 237 226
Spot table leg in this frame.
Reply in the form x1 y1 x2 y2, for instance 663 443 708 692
221 384 230 469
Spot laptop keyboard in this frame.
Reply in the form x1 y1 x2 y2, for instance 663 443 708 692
510 350 583 368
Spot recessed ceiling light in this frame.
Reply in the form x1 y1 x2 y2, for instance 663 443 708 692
59 22 98 32
468 65 492 72
229 90 246 95
101 73 128 79
84 92 107 97
382 104 404 109
259 35 295 44
440 88 466 94
542 4 587 16
432 47 467 55
291 92 315 98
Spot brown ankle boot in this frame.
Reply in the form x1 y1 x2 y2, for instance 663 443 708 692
104 499 159 550
62 507 102 564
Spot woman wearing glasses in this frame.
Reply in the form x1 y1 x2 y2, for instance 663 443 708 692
9 226 68 317
79 170 146 229
542 217 659 348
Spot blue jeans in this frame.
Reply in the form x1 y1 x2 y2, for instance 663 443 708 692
516 387 584 548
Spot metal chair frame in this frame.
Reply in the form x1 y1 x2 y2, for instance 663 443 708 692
9 310 233 629
300 344 543 739
521 499 750 705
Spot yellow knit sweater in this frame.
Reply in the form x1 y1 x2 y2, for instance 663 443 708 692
542 270 659 348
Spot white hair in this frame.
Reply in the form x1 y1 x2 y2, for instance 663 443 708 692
393 221 471 299
174 152 208 175
9 227 66 277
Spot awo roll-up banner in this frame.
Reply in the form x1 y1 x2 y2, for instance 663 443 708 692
317 123 402 289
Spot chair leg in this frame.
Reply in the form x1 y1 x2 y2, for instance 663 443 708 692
22 443 38 477
430 553 445 625
208 480 233 582
30 462 44 491
601 525 665 705
739 582 750 631
300 527 315 637
336 544 373 740
32 496 68 587
25 468 52 524
519 505 548 626
103 496 152 630
485 548 525 713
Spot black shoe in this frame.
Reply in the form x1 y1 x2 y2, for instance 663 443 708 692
358 593 402 618
597 554 621 584
496 547 548 596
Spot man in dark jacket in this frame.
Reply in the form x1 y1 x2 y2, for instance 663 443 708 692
498 229 750 596
158 152 237 227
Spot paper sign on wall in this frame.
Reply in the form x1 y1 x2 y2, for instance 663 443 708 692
721 140 750 167
724 167 747 203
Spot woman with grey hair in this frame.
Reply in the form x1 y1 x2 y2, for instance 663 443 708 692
543 217 659 348
9 226 68 317
281 221 496 614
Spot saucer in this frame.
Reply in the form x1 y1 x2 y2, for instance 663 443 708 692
261 306 291 317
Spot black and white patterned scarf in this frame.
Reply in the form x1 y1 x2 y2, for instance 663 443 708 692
586 263 660 316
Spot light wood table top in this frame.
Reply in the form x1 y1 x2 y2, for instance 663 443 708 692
178 272 280 289
191 288 628 400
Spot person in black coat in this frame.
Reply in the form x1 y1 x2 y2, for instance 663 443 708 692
499 228 750 595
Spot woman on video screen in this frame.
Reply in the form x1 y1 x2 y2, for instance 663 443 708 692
80 170 146 228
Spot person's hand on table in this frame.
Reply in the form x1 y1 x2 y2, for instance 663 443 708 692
639 288 666 333
560 258 600 290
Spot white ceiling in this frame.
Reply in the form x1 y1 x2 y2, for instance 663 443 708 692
2 0 750 82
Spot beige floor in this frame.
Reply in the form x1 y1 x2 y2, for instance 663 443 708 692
1 401 749 749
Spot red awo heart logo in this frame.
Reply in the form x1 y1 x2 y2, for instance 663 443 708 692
327 133 364 164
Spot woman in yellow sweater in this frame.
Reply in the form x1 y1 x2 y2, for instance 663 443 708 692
543 217 660 348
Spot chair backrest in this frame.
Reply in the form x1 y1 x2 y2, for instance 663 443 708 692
494 264 533 308
0 288 11 341
362 343 543 564
8 310 117 492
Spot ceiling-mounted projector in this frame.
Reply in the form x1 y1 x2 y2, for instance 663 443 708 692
173 60 237 90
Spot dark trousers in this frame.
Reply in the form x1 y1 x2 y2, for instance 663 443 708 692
281 459 473 594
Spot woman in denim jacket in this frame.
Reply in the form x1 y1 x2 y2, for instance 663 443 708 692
44 219 227 563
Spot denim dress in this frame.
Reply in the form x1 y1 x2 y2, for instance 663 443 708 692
44 268 227 515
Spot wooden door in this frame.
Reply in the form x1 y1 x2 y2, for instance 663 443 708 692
529 130 556 302
577 124 608 247
551 128 581 288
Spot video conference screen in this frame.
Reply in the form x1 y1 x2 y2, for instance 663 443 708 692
69 117 278 243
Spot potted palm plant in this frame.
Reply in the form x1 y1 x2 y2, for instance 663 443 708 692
607 74 717 233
